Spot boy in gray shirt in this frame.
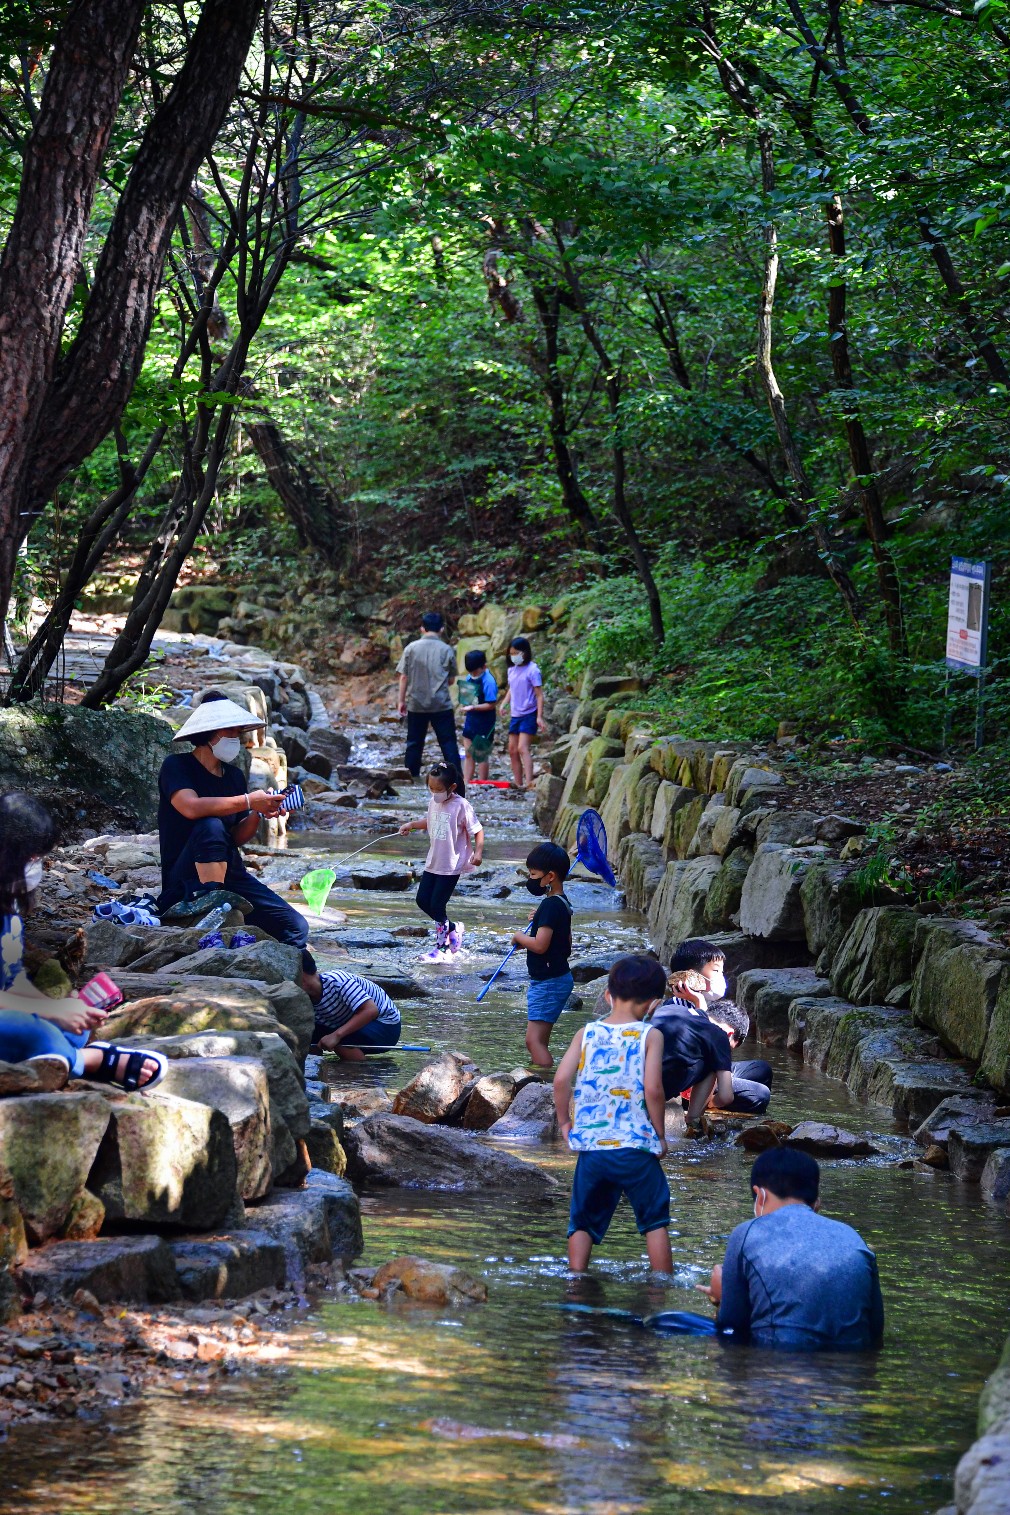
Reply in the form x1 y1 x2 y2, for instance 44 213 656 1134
701 1148 884 1350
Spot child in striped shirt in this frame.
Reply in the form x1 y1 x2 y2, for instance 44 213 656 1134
314 970 402 1060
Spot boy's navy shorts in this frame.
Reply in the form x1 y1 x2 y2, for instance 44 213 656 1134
568 1149 671 1242
509 712 538 735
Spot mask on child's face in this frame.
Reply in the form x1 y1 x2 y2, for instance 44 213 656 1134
430 789 450 804
510 654 524 666
23 859 44 893
524 874 547 896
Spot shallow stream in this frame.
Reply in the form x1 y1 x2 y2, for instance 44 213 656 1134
3 725 1008 1513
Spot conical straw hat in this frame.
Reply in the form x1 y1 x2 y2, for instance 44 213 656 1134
175 697 264 743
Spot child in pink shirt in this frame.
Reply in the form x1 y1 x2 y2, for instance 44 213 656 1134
398 762 483 960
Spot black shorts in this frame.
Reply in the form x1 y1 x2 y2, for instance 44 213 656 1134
568 1149 671 1243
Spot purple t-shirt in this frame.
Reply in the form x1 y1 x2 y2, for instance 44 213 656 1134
508 661 542 717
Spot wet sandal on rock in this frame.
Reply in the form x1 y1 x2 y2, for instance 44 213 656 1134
87 1043 167 1093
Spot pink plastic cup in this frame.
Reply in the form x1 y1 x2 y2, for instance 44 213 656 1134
78 973 123 1010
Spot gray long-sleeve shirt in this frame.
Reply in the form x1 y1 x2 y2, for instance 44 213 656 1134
716 1203 884 1351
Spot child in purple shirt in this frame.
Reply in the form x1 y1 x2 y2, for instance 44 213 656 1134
500 636 544 789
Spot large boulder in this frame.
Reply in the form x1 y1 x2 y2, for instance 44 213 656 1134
348 861 413 891
687 795 727 858
799 860 864 968
616 834 666 912
263 981 316 1059
981 974 1010 1094
15 1235 179 1304
343 1113 559 1195
739 844 824 940
0 1091 112 1242
784 1123 879 1157
831 907 920 1006
487 1080 559 1141
647 861 688 963
662 855 721 942
736 968 833 1045
371 1255 488 1305
787 996 855 1069
158 939 302 986
392 1053 481 1124
598 764 633 863
0 703 174 827
462 1074 517 1131
947 1120 1010 1182
703 849 753 931
303 727 352 766
913 1094 997 1149
98 985 299 1057
87 1092 239 1230
650 782 702 859
158 1057 273 1200
533 772 565 834
247 1171 362 1264
911 919 1008 1062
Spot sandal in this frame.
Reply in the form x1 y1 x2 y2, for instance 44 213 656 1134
86 1042 167 1093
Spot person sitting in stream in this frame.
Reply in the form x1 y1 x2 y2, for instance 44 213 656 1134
312 969 401 1060
687 1148 885 1351
157 693 326 1005
0 791 166 1091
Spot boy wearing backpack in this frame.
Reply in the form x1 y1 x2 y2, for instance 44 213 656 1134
459 648 498 784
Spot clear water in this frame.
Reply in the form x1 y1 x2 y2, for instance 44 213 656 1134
3 744 1006 1513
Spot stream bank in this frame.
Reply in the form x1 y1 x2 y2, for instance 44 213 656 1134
1 626 1010 1511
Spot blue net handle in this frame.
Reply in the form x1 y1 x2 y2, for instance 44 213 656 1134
576 809 617 887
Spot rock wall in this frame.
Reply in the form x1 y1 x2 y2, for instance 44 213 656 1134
539 681 1010 1119
946 1331 1010 1514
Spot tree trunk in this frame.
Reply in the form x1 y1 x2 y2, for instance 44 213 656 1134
245 419 352 567
5 428 166 702
557 245 665 642
528 285 603 545
0 0 147 627
915 210 1010 385
755 131 862 625
825 194 905 651
22 0 264 525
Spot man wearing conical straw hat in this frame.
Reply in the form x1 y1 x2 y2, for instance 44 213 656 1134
157 692 323 1000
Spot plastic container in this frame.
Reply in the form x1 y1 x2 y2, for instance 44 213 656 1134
78 973 124 1010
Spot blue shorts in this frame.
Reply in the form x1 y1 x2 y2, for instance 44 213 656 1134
509 712 537 735
568 1149 671 1242
527 971 574 1024
314 1017 401 1053
463 715 496 739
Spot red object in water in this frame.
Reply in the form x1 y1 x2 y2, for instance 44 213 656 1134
471 780 511 788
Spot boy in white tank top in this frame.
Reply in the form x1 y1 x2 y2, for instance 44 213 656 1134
553 955 672 1274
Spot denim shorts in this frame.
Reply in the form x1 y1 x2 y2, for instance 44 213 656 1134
568 1149 671 1242
526 970 574 1024
509 712 538 735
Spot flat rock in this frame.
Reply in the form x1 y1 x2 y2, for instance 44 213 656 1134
736 968 833 1045
570 955 617 984
739 844 822 941
784 1122 880 1157
487 1081 559 1142
158 939 302 987
170 1231 287 1301
912 1094 997 1148
99 987 298 1058
392 1053 481 1124
15 1235 179 1304
326 929 401 951
343 1113 559 1195
347 861 413 891
0 1058 69 1097
735 1119 794 1151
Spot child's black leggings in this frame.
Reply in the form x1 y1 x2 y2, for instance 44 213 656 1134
416 870 460 927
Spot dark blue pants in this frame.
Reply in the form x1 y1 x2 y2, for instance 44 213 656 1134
404 709 464 793
727 1059 773 1114
160 817 315 973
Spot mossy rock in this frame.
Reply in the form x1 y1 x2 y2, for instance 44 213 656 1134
704 848 753 931
831 907 920 1005
671 793 706 859
911 919 1008 1063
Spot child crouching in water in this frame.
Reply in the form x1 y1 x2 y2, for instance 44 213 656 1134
399 762 483 961
554 955 672 1274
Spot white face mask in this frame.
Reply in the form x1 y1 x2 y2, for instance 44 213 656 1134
510 654 524 666
23 859 44 893
430 790 450 804
211 736 241 763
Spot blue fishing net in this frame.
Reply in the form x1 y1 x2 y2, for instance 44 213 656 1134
576 808 617 887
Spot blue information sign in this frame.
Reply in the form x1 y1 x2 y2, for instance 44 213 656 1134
945 557 990 676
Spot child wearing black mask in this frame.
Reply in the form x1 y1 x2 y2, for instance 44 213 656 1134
511 841 573 1068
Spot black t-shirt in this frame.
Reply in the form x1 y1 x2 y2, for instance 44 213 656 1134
652 1004 732 1099
158 751 247 887
526 892 573 981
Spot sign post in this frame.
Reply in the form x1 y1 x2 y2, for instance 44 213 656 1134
944 557 991 750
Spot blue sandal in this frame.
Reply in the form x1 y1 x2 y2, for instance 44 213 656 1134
86 1043 167 1093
